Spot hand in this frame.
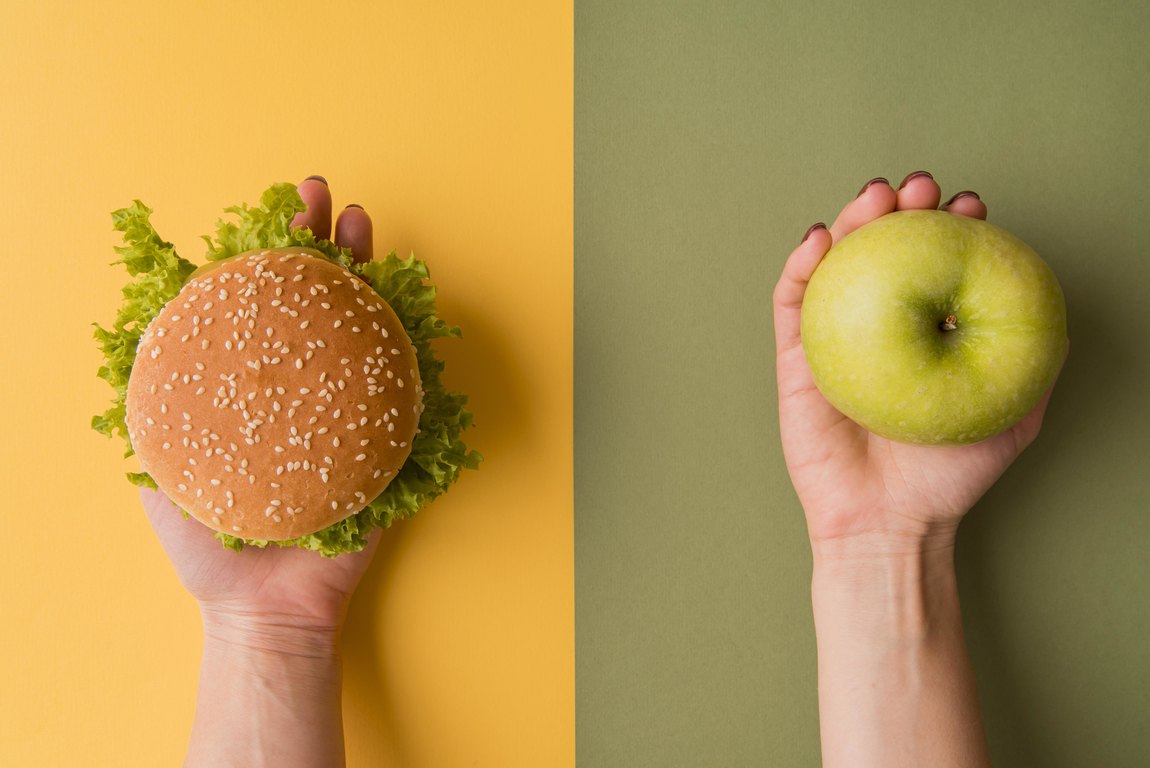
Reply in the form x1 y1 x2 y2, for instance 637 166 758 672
140 175 380 635
774 172 1066 553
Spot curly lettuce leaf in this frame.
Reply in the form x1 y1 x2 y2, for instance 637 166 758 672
201 182 353 268
92 200 198 463
94 183 480 556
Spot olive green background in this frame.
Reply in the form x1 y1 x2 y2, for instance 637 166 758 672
575 1 1149 765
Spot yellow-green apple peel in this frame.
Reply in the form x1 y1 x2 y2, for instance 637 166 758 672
800 209 1067 445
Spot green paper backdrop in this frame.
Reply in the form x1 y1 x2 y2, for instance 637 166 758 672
575 1 1150 765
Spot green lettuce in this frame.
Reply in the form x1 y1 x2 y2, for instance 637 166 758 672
93 183 481 556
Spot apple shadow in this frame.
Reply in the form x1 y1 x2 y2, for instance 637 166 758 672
336 289 529 762
955 282 1119 766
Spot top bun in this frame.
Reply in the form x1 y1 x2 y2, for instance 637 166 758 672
125 248 423 541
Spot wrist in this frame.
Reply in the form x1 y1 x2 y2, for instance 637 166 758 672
200 605 341 660
810 521 958 565
810 530 960 645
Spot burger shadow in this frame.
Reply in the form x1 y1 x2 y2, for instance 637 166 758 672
954 287 1116 766
339 292 527 761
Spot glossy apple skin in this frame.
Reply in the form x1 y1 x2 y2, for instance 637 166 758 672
800 209 1067 445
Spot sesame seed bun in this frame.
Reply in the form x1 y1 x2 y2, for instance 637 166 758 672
125 248 423 541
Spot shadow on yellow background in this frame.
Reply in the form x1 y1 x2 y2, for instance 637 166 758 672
0 2 571 766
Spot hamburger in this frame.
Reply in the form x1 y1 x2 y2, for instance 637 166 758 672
93 183 480 556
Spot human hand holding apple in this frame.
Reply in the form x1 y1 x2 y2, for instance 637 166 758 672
779 172 1065 768
774 172 1067 550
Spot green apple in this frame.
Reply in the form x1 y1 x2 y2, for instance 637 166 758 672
800 209 1066 445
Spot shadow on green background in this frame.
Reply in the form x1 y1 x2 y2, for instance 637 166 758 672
575 1 1149 765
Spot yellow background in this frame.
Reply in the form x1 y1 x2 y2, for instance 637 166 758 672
0 2 572 765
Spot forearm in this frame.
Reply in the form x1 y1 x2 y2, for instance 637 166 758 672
186 610 346 768
811 534 990 768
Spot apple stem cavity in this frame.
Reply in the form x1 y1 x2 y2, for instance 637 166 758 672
940 314 958 332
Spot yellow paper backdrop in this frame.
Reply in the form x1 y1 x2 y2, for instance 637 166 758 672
0 2 572 766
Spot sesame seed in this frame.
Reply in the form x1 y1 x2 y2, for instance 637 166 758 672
355 454 366 461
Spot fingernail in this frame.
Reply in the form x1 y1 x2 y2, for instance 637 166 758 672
897 170 934 190
802 222 827 243
305 175 328 185
942 190 980 207
856 177 889 198
345 203 364 210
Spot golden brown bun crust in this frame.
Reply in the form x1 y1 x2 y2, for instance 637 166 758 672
125 249 422 541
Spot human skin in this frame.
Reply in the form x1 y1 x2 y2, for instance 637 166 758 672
774 171 1066 767
140 175 378 768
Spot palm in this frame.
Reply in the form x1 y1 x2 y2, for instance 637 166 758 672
774 175 1060 543
141 488 377 626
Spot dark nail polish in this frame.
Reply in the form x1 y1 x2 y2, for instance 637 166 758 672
897 170 934 190
802 222 827 243
942 190 980 207
856 177 889 198
345 203 364 210
305 175 328 185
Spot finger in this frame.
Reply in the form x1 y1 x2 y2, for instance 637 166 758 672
334 204 374 264
894 170 942 210
940 190 987 220
290 175 333 240
773 223 831 354
829 178 898 243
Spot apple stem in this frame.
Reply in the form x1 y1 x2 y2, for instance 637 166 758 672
940 314 958 332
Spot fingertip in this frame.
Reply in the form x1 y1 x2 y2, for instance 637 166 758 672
778 222 832 296
894 170 942 210
941 191 987 220
830 179 898 241
334 205 374 264
291 176 334 240
801 221 827 244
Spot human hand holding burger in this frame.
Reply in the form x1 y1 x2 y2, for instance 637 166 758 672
94 174 477 766
148 177 385 767
140 177 381 629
